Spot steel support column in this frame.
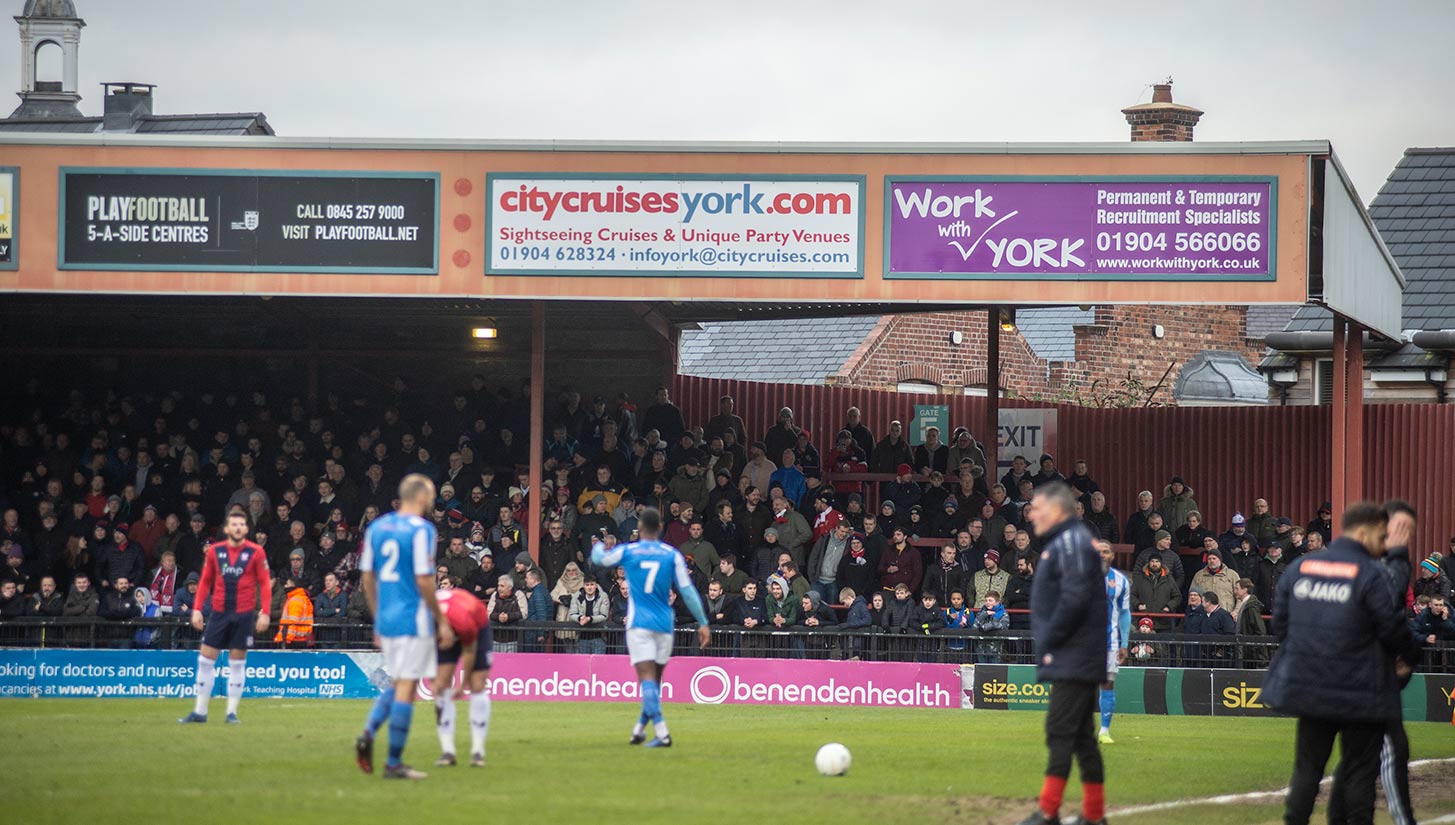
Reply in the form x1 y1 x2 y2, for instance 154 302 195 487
1346 319 1365 507
1330 315 1367 527
527 301 545 565
1331 316 1347 530
985 306 1001 467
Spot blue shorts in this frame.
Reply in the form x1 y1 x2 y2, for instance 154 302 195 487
202 611 255 652
439 625 493 672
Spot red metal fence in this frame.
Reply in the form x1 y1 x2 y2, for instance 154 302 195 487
673 375 1455 561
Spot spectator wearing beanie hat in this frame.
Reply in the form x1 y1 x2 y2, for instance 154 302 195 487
1414 554 1453 603
1158 475 1199 530
1190 546 1238 611
1 543 30 593
887 464 922 516
947 427 987 476
971 548 1010 608
763 407 801 465
1132 529 1187 592
1030 453 1064 487
1270 517 1297 554
93 522 143 591
1305 501 1334 546
877 499 899 533
1217 511 1250 554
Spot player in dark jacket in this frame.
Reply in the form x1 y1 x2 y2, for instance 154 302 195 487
1017 483 1107 825
1263 503 1418 825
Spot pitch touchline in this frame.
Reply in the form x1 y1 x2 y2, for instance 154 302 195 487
1106 758 1455 818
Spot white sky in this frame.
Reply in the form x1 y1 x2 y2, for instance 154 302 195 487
3 0 1452 201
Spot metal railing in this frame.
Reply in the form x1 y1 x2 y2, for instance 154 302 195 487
2 618 1450 672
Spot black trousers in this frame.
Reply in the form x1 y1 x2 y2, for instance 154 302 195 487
1285 716 1384 825
1044 681 1104 783
1378 722 1414 825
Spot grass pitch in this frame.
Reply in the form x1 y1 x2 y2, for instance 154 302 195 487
4 699 1453 824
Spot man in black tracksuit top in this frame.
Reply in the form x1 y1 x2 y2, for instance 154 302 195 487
1017 483 1108 825
1263 503 1417 825
1375 501 1419 825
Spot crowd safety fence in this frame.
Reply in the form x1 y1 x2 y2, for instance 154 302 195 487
1 618 1450 674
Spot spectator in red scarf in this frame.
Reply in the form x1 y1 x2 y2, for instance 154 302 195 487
148 549 180 615
810 490 844 542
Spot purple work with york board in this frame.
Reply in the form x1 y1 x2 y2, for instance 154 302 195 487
885 177 1275 279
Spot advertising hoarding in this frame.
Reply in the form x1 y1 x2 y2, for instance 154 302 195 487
887 176 1275 280
486 174 863 277
59 168 438 273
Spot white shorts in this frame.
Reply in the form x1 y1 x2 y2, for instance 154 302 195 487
381 635 438 682
626 628 674 666
1105 646 1120 680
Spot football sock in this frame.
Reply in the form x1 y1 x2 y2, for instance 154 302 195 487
654 720 669 740
192 654 215 716
1038 775 1068 818
365 689 395 736
1099 687 1115 732
632 720 647 738
469 692 491 756
435 688 456 755
226 658 246 715
1083 781 1106 821
641 680 662 723
386 701 413 767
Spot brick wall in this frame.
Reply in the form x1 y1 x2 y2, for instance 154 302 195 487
833 305 1267 404
834 310 1047 395
1058 305 1267 403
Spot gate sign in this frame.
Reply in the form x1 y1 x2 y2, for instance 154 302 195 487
59 169 439 273
911 404 949 447
0 167 15 269
997 408 1058 473
886 176 1275 280
486 174 863 277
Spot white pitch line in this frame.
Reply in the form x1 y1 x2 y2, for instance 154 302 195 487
1107 757 1455 818
1426 814 1455 824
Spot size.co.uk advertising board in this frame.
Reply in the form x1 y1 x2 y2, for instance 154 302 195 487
886 176 1276 280
486 175 864 277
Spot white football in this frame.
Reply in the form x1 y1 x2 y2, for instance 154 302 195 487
815 742 852 776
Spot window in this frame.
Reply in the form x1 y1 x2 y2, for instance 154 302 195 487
1314 359 1334 405
895 380 939 395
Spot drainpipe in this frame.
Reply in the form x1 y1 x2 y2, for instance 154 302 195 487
1426 368 1449 404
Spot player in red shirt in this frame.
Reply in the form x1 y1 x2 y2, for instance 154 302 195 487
179 511 272 725
430 579 492 768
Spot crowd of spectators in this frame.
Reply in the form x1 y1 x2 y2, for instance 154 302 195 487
1 382 1452 663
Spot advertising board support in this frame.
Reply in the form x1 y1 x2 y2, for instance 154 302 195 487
986 305 1000 455
527 301 545 566
1330 314 1365 529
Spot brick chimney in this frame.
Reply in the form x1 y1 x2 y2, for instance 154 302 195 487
1121 81 1203 142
